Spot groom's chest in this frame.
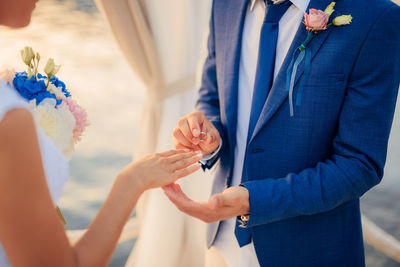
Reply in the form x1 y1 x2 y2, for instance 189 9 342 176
236 0 305 104
212 1 359 122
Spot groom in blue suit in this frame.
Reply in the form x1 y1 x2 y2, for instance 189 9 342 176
165 0 400 266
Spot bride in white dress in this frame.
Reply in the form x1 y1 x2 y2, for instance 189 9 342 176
0 1 202 266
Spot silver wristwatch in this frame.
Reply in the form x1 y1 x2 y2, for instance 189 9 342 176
238 214 250 228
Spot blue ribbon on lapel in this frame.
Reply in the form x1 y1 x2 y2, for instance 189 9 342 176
286 31 315 117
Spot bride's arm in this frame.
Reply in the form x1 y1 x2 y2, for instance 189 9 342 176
0 108 202 267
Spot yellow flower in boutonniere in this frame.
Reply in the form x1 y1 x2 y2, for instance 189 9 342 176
324 2 336 16
332 15 353 26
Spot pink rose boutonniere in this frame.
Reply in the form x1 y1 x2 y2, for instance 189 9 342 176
304 9 329 31
303 2 352 34
286 1 353 117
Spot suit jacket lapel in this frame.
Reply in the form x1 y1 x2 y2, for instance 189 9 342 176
222 0 249 150
249 0 334 142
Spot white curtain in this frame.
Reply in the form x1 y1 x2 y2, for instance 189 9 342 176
94 0 214 266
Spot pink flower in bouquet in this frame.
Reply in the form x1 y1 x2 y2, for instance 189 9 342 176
0 69 16 84
64 98 89 143
304 9 329 31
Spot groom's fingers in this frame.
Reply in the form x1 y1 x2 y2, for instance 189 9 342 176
201 132 213 145
187 112 202 138
208 189 237 210
164 184 204 212
173 127 195 148
199 122 219 146
177 118 194 142
164 184 224 223
176 144 195 151
164 184 244 223
209 128 220 144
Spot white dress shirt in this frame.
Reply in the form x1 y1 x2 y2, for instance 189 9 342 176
212 0 310 266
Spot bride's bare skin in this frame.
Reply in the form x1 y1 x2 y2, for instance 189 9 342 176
0 0 38 27
0 108 201 267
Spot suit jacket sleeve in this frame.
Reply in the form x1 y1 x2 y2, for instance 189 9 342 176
242 4 400 227
196 2 228 170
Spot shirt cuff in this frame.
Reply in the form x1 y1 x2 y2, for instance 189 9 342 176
199 139 223 164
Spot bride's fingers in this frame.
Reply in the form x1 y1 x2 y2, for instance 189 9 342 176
173 162 201 179
158 149 186 157
171 153 202 171
167 150 202 164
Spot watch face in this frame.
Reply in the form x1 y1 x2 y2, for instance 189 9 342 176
241 215 250 222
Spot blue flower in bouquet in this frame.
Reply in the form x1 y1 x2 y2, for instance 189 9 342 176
36 90 62 106
13 71 61 106
50 76 71 98
29 73 71 99
24 75 45 94
37 73 47 79
11 51 72 107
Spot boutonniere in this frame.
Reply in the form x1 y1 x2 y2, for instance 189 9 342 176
286 1 352 117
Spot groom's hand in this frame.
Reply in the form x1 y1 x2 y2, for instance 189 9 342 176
163 184 250 223
173 110 220 155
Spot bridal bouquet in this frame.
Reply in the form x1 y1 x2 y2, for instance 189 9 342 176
7 47 89 159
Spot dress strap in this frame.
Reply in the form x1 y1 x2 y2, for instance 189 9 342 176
0 81 29 123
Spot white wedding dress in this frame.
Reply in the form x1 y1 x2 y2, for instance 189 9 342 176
0 81 69 266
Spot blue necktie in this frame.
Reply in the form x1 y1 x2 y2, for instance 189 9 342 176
247 0 291 142
235 0 291 248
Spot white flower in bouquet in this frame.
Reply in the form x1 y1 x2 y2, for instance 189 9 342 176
33 98 76 160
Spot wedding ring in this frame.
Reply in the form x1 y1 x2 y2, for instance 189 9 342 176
199 131 207 142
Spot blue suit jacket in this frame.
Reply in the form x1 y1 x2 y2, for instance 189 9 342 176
197 0 400 266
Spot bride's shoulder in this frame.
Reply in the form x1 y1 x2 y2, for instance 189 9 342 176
0 107 34 138
0 81 38 171
0 105 37 166
0 81 35 144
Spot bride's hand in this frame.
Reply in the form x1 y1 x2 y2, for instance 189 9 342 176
119 150 203 191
